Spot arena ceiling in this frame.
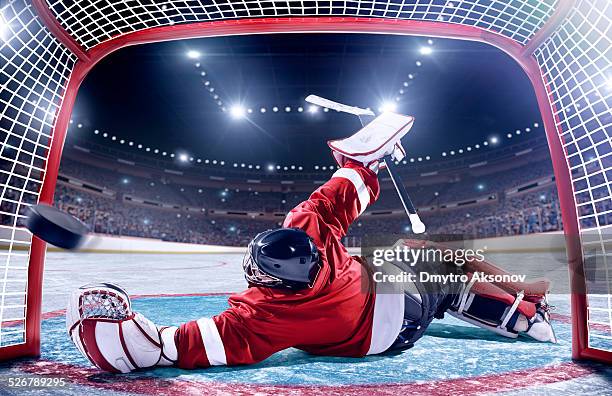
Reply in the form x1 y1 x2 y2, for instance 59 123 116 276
69 33 543 168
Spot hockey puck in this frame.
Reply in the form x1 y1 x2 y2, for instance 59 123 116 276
26 204 89 250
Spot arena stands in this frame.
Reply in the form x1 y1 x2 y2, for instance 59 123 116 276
31 152 569 247
0 142 575 248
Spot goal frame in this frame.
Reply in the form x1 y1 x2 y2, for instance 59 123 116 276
1 0 606 363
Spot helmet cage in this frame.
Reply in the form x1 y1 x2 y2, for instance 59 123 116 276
242 244 285 288
242 232 321 289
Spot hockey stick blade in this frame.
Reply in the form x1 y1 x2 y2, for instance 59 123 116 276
305 95 375 116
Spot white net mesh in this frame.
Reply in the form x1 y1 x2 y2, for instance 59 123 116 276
534 0 612 353
0 0 76 347
45 0 557 50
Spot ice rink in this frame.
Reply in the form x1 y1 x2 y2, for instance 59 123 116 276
1 251 611 395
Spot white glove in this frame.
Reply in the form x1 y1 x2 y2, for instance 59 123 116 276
66 283 177 373
328 112 414 167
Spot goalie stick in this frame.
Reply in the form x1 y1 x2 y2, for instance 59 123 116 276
306 95 426 234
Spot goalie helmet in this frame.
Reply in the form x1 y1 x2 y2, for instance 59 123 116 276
243 228 321 289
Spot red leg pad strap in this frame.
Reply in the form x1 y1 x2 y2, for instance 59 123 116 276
470 278 537 318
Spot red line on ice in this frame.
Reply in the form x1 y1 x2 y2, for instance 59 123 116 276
17 359 595 395
13 293 598 394
16 296 612 335
2 292 234 327
44 261 230 272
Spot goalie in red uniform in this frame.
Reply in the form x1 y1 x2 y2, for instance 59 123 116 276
66 115 556 373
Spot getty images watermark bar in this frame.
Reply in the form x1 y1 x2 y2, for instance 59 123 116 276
359 233 607 296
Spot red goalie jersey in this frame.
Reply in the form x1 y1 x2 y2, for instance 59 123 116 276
176 161 404 368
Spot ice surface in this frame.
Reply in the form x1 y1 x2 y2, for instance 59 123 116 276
0 251 609 395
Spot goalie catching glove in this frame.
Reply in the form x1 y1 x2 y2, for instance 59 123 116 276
327 112 413 169
66 283 177 373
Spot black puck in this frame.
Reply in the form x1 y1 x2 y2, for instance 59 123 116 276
26 204 89 250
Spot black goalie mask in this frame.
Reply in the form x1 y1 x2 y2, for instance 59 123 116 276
243 228 321 290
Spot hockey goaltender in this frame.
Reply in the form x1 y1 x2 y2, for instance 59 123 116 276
66 113 557 373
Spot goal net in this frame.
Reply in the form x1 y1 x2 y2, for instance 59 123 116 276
0 0 610 363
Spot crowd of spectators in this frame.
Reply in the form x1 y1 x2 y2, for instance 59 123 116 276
1 157 580 247
53 184 277 246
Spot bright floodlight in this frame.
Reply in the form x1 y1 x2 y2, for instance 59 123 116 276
186 50 201 59
419 46 433 55
489 136 499 145
308 105 318 114
379 102 397 113
178 153 189 162
267 164 275 172
230 105 246 119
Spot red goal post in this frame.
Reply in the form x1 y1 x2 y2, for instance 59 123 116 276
0 0 609 363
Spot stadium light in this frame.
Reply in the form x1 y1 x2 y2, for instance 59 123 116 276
379 102 397 113
178 153 189 162
477 184 484 190
267 164 275 172
308 105 318 114
230 105 246 119
489 136 499 145
186 50 201 59
419 46 433 55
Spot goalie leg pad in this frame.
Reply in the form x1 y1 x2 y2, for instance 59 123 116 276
448 275 553 340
